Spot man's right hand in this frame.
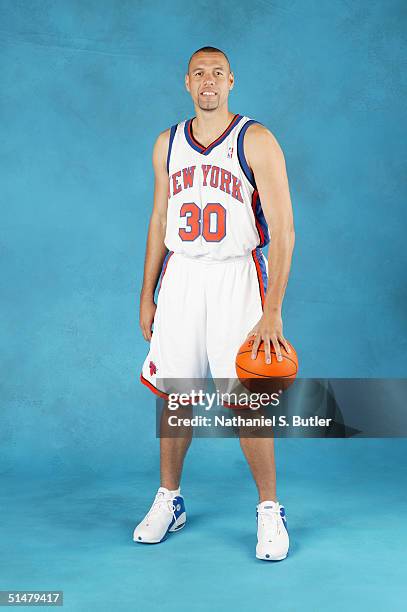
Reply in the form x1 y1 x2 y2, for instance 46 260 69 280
140 294 157 342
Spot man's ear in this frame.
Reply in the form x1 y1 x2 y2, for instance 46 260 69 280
229 71 235 91
185 74 190 92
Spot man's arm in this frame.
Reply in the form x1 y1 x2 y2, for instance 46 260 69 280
244 123 295 363
140 129 170 341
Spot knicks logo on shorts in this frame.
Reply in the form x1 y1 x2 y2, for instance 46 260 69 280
149 360 157 376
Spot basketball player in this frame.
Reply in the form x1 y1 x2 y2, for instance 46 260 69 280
133 47 295 561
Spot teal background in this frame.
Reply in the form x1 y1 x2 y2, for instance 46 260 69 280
1 1 406 611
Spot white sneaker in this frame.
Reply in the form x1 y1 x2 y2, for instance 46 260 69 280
256 500 289 561
133 487 186 544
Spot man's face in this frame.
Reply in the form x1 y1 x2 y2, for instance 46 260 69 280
185 52 234 111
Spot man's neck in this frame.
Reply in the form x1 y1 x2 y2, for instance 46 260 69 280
191 109 236 147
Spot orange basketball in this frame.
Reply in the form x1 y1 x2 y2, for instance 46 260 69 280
235 337 298 394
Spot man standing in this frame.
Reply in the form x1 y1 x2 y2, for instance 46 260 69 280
134 47 295 561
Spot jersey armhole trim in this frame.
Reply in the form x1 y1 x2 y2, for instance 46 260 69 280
166 124 178 173
237 119 261 189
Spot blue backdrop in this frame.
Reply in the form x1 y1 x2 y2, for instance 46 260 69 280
1 1 406 611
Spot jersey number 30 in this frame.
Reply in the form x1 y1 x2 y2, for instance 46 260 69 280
179 202 226 242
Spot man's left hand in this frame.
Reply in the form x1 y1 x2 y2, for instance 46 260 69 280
246 311 291 363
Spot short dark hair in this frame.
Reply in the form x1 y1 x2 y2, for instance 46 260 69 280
188 46 230 72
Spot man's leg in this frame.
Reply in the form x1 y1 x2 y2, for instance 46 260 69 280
132 400 192 544
135 254 208 544
206 253 289 559
239 435 277 502
239 422 288 560
159 400 193 489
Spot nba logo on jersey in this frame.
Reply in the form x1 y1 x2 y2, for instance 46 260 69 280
227 146 233 158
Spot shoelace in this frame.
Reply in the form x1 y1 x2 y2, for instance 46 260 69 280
258 508 282 540
145 493 177 526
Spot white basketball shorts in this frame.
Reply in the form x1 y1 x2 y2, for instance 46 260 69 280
140 247 268 399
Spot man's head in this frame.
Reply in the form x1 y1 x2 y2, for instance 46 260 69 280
185 46 234 112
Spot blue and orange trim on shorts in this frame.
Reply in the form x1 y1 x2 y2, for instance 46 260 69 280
251 247 268 309
140 373 205 405
157 250 174 293
140 251 175 400
140 374 171 400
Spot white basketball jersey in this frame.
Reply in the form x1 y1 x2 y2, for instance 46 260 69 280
165 114 270 260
